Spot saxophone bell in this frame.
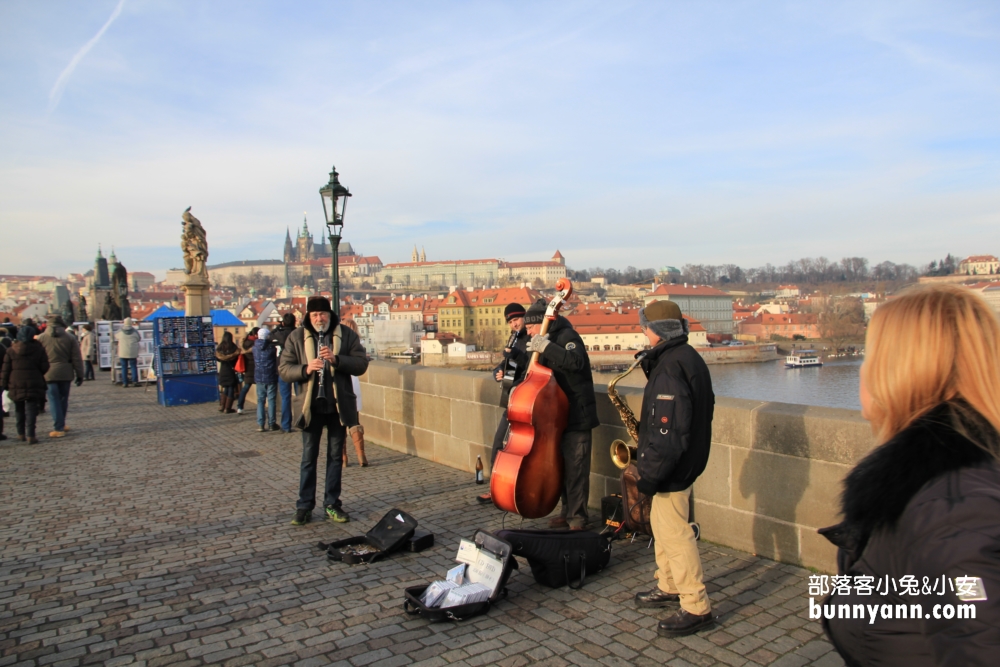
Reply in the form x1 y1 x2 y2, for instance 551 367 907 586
611 439 637 470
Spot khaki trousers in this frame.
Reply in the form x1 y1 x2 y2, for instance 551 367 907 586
651 486 711 615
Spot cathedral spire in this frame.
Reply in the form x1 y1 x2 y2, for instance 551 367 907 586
302 212 309 237
420 246 426 262
412 245 419 262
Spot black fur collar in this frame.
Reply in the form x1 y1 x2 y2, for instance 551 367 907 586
828 404 993 556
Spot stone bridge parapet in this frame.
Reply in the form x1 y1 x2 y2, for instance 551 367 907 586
359 360 874 572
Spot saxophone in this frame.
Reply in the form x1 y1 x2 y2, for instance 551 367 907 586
608 353 645 469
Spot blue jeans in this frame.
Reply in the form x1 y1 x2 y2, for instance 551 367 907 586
278 378 293 432
120 358 138 386
257 382 277 427
46 381 71 432
297 411 345 511
238 380 253 410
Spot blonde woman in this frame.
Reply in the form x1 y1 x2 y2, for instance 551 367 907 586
340 318 369 467
821 284 1000 665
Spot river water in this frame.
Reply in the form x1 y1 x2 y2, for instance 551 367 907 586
596 358 863 411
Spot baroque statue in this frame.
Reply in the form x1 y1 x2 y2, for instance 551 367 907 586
102 293 121 321
111 262 132 319
61 299 76 325
79 295 88 322
181 207 209 283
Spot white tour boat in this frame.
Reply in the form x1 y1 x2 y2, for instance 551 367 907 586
786 350 823 368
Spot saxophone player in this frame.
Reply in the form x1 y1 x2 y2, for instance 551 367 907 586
633 300 716 637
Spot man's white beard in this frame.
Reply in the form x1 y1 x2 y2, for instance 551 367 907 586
316 319 330 334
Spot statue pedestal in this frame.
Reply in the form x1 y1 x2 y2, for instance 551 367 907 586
182 280 211 317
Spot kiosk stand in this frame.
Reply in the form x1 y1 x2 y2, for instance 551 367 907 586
154 316 219 406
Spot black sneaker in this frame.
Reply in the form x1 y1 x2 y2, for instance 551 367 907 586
269 424 280 432
290 509 311 526
657 609 715 637
325 506 349 523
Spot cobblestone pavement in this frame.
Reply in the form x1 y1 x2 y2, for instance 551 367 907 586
0 380 844 667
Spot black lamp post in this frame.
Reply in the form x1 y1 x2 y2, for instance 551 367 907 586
319 165 351 310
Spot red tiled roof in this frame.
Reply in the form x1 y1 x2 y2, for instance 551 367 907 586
963 255 998 263
384 259 498 268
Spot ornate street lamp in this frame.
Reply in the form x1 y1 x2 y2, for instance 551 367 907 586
319 165 352 310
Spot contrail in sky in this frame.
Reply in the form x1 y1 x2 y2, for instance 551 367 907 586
48 0 127 113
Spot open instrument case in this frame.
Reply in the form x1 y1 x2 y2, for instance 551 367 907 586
403 530 518 622
326 508 419 564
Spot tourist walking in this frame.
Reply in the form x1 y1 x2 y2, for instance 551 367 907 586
271 313 296 433
236 328 257 415
115 317 141 387
0 326 9 441
632 300 715 637
79 323 96 381
340 318 368 467
215 332 240 414
821 284 1000 665
279 296 368 525
37 316 83 438
0 326 49 444
252 327 279 432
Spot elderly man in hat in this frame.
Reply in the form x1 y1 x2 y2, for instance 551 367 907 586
522 298 599 529
476 302 529 503
279 296 368 526
632 299 715 637
37 315 84 438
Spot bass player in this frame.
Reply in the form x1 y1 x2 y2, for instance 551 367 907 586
477 302 529 503
633 299 715 637
522 299 599 530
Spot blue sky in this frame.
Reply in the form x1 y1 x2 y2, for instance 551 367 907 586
1 1 997 279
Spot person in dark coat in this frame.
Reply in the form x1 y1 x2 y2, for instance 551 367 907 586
279 296 369 526
523 299 600 530
236 328 258 415
0 326 50 444
0 327 9 441
477 302 528 503
37 315 83 437
631 300 715 637
252 327 279 432
271 313 297 433
215 332 240 414
820 284 1000 666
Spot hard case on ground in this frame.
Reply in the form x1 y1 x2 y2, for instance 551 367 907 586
496 528 612 589
403 530 517 622
327 508 418 564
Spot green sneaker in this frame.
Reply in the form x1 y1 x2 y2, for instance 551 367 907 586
325 506 350 523
290 509 311 526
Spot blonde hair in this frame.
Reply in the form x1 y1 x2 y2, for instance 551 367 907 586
864 284 1000 453
341 318 358 334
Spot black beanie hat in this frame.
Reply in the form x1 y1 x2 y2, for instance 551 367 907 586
504 302 526 322
523 299 547 325
306 296 332 313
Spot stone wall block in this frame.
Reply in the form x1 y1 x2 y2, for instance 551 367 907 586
362 415 392 450
413 392 451 434
731 447 810 524
713 397 764 449
753 403 873 463
384 387 406 424
472 374 502 406
365 362 401 389
434 433 474 471
799 526 839 574
435 369 475 401
695 502 802 566
451 401 501 446
358 383 384 420
390 423 435 459
693 443 730 507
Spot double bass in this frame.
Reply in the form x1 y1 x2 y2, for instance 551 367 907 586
490 278 573 518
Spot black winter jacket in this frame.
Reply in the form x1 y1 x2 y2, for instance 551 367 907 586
492 328 529 408
821 404 1000 667
635 336 714 495
1 340 50 402
533 316 599 432
215 345 241 388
